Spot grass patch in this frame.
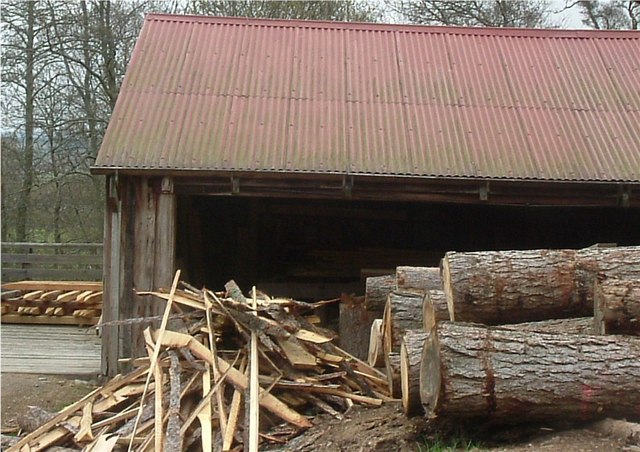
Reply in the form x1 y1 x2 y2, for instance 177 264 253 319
417 432 483 451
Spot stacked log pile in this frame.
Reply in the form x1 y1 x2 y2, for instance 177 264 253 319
370 246 640 428
9 274 388 452
1 281 103 326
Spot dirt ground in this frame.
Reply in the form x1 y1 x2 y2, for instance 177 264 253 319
1 373 636 451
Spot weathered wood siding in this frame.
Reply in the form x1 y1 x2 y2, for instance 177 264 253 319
101 175 176 376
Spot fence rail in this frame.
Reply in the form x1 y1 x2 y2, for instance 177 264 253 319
1 242 103 282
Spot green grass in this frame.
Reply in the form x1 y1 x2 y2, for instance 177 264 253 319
417 433 483 451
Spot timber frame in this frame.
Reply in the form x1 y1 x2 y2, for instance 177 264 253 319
100 171 639 375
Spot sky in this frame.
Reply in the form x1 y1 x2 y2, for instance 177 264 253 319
549 0 590 29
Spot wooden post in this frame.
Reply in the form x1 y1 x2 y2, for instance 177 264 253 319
153 177 176 310
101 175 120 376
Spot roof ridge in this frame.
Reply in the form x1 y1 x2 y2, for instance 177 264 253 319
144 13 640 40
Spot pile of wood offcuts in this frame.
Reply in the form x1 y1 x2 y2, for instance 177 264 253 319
368 245 640 427
8 275 388 452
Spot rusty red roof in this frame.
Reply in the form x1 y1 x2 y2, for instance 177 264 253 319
94 14 640 182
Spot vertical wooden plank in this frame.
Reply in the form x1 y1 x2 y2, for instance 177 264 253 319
118 178 136 364
153 177 176 316
101 175 120 376
132 178 157 355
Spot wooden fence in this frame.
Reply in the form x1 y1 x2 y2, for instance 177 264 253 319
1 242 103 282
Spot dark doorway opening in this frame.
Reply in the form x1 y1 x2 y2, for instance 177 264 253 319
176 195 639 299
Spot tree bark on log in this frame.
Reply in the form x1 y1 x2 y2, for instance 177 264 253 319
383 291 424 357
396 267 441 292
420 322 640 426
367 319 384 368
364 275 396 311
339 295 379 361
385 351 401 398
497 317 594 335
401 329 428 417
442 247 640 325
594 278 640 336
422 290 449 331
576 247 640 309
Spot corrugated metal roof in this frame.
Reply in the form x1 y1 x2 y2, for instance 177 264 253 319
94 14 640 182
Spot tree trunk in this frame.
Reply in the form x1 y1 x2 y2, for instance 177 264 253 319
396 266 441 292
364 274 395 311
497 317 594 335
339 295 379 361
422 289 449 331
383 291 424 357
401 329 428 417
594 278 640 336
385 351 401 398
367 318 384 368
16 0 36 242
420 322 640 426
442 247 640 325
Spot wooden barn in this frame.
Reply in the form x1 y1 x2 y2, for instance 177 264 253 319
92 14 640 375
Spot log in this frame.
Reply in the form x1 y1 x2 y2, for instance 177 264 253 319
367 319 384 368
594 278 640 336
420 322 640 426
422 290 449 331
400 329 428 417
385 352 401 399
442 249 583 324
442 247 640 325
339 294 379 361
497 317 594 335
396 266 441 292
383 291 424 357
364 274 395 311
576 246 640 308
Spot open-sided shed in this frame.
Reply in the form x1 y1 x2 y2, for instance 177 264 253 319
93 14 640 375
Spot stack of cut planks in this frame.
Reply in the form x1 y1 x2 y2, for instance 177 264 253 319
9 274 388 452
367 246 640 424
1 281 103 326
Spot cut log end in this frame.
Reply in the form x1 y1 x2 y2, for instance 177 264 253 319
400 330 428 417
385 352 402 399
367 319 384 368
419 331 440 416
441 258 455 322
423 290 449 331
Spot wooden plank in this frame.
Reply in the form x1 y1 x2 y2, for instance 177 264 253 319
1 253 103 265
0 324 101 374
22 290 45 301
1 242 102 250
2 268 103 282
57 290 82 302
2 281 103 291
249 287 259 452
153 330 312 428
277 338 318 369
1 314 100 326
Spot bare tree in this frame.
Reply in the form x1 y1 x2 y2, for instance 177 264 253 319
572 1 639 29
390 0 555 27
2 1 54 241
184 0 381 21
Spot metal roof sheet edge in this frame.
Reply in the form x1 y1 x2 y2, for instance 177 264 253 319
145 13 640 39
